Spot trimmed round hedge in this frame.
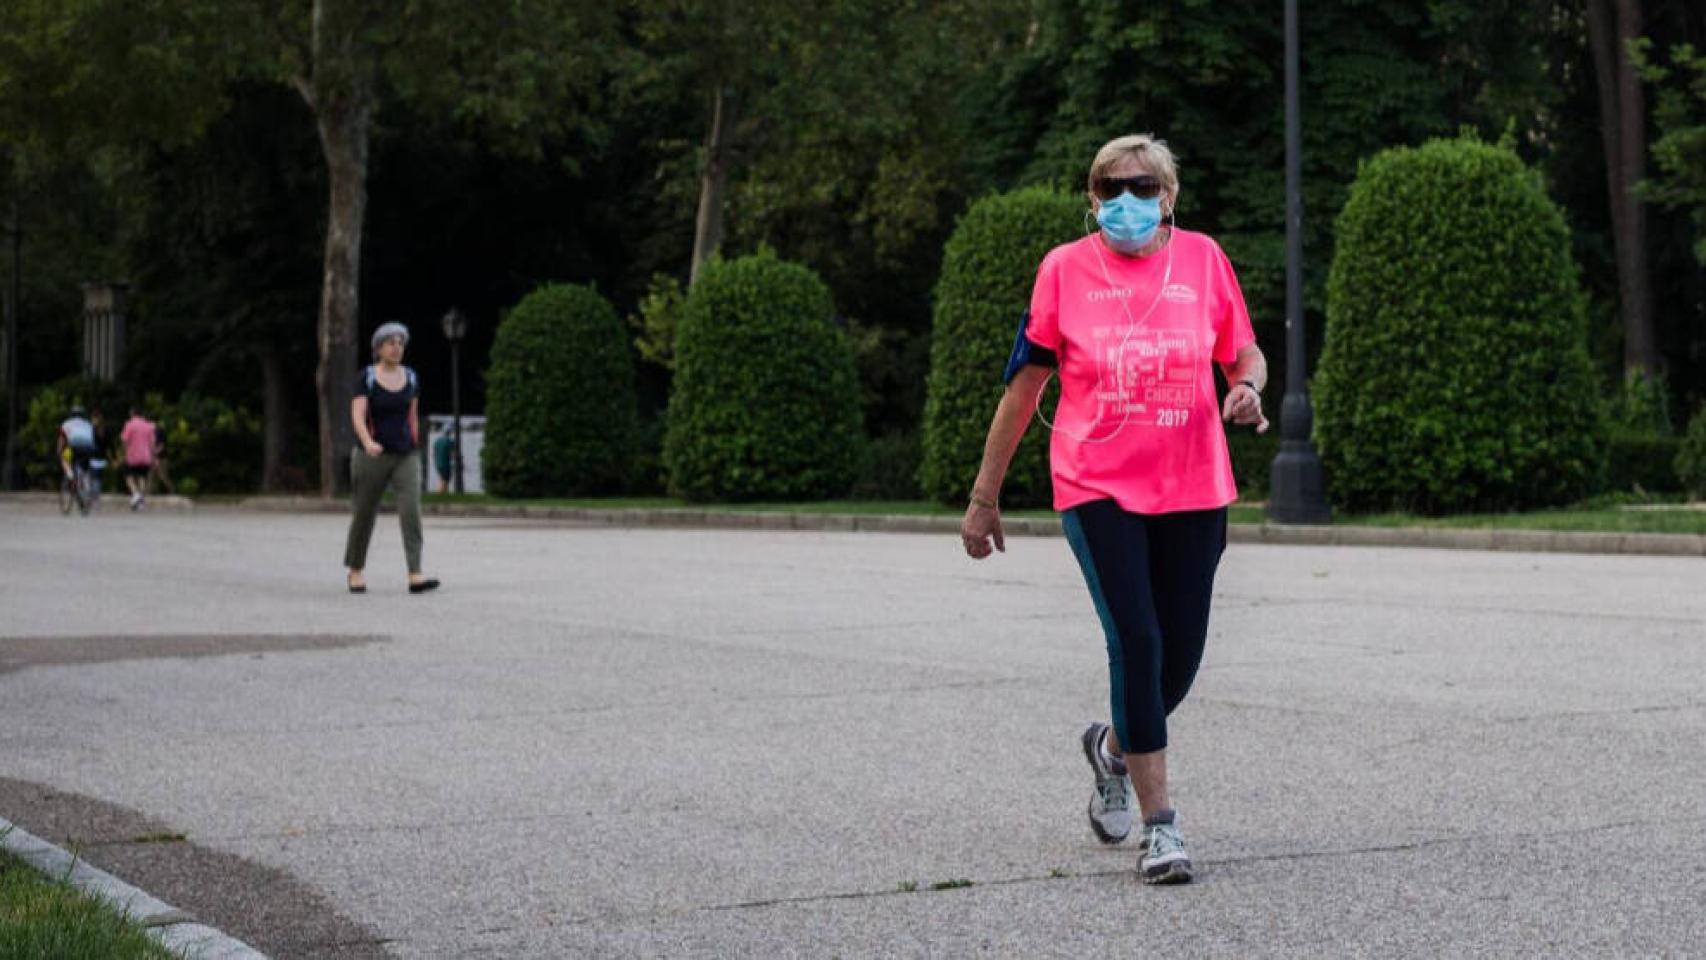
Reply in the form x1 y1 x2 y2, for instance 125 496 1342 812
1679 405 1706 498
483 283 636 497
920 186 1082 506
1314 137 1604 514
663 251 864 501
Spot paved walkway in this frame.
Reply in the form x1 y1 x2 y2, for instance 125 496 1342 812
1 503 1702 957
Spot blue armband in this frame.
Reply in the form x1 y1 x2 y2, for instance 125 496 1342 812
1002 310 1058 385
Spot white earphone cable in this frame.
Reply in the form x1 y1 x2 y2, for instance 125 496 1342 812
1031 213 1175 445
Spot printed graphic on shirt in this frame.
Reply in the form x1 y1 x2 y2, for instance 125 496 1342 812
1084 325 1201 431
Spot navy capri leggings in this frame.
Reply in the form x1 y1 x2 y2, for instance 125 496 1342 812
1062 500 1228 755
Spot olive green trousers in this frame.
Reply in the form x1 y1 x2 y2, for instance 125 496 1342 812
344 449 422 574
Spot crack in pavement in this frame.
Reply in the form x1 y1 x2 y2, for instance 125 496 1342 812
1231 593 1706 628
1488 700 1706 723
624 813 1706 922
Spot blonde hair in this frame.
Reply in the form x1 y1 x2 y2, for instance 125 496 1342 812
1087 134 1179 210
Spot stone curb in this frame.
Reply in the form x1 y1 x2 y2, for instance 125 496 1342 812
225 496 1706 558
0 817 266 959
0 491 195 512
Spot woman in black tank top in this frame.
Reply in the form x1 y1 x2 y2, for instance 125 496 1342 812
343 322 440 594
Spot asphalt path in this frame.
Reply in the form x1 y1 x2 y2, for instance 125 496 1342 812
2 502 1702 957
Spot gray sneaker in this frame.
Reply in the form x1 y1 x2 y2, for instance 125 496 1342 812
1140 818 1193 884
1080 722 1133 844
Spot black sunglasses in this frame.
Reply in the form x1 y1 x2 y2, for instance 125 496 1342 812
1093 175 1163 200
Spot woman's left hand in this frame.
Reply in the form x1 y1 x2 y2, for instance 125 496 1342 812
1222 383 1269 433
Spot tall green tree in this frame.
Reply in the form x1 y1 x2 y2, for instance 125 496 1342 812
624 0 1021 289
2 1 619 494
0 0 236 474
1638 40 1706 265
238 0 616 495
966 1 1559 396
127 85 324 491
1586 0 1658 375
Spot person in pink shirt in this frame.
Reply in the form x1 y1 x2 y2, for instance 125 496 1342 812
119 405 159 511
960 134 1269 885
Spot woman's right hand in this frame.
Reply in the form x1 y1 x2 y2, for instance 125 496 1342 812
362 440 384 457
961 501 1005 559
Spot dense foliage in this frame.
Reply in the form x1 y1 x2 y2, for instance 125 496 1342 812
663 252 864 501
2 2 1703 501
919 187 1081 506
1315 137 1604 513
1678 404 1706 497
483 284 636 497
20 380 259 495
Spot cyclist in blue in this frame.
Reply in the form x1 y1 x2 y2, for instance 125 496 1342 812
57 405 100 480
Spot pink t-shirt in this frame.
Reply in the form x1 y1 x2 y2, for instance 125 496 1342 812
121 417 156 467
1025 229 1257 514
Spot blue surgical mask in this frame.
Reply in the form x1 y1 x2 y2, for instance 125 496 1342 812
1095 191 1163 253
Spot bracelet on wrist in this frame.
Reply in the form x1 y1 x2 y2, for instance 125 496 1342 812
969 493 998 510
1237 379 1261 394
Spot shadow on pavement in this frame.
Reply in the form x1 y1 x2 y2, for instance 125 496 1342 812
1 776 392 958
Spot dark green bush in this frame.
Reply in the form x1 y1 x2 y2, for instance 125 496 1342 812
1315 136 1604 514
1678 404 1706 497
627 415 667 496
1602 433 1683 494
484 283 637 497
1607 370 1675 435
159 392 261 495
663 251 865 501
853 430 923 500
628 272 686 371
920 186 1081 506
1226 427 1281 501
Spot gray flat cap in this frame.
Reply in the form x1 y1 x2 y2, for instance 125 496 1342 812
371 321 410 351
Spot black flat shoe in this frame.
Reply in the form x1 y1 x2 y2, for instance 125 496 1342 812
348 581 367 594
408 579 440 594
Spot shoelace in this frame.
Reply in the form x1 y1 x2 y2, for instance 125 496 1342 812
1097 777 1129 810
1098 767 1125 804
1147 823 1184 857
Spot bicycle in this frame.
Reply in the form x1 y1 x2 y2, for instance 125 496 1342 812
58 452 102 516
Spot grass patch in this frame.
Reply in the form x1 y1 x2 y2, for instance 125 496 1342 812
0 847 173 959
1339 508 1706 535
424 494 1706 534
428 493 1265 524
425 494 978 515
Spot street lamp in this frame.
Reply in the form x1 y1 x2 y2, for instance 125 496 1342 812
1267 0 1332 524
440 307 468 494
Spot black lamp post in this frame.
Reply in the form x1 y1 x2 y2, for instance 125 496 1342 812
440 307 467 494
1267 0 1332 525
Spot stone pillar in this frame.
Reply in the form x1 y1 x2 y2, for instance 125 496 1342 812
81 282 128 382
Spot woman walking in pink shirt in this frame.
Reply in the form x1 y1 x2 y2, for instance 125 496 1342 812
960 135 1269 884
119 405 159 511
